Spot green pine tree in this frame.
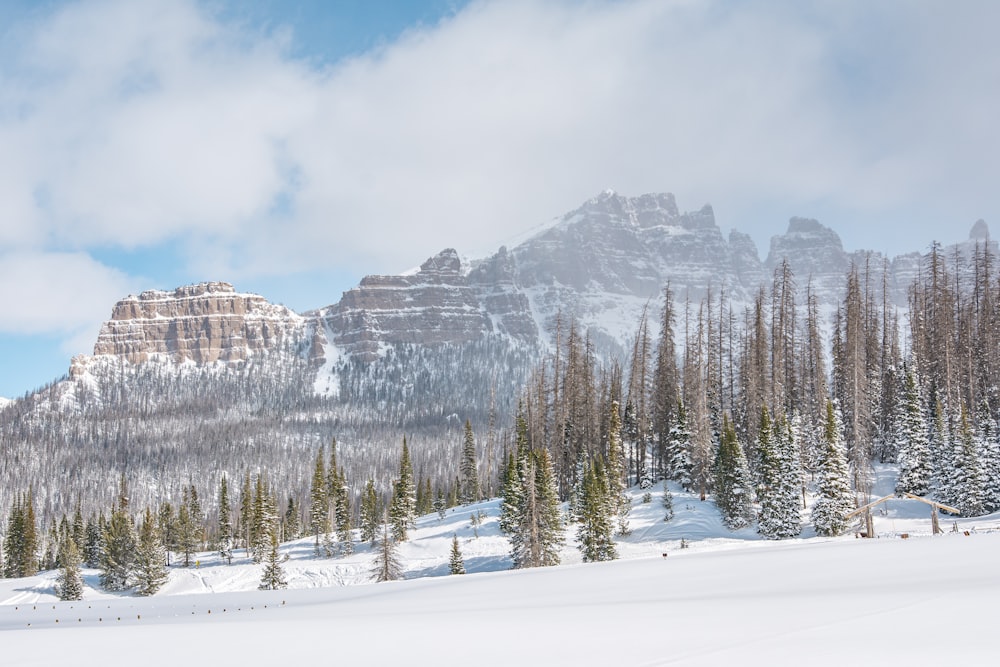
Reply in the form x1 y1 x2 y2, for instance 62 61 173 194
56 534 84 601
460 420 482 504
217 475 234 564
714 415 753 529
99 501 137 591
896 370 933 496
309 445 330 555
511 449 563 569
449 535 466 575
258 524 288 590
811 401 855 536
134 508 168 596
606 401 631 536
359 479 381 545
575 458 616 562
388 437 416 541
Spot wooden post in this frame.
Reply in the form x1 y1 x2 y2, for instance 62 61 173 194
865 509 874 538
931 506 941 535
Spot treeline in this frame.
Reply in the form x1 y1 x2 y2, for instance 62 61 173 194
0 334 529 524
0 429 488 593
506 242 1000 545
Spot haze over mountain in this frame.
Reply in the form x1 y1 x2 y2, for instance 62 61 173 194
0 190 991 517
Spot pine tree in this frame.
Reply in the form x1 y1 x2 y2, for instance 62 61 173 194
283 496 301 541
134 508 168 596
896 370 932 496
308 445 330 555
175 487 199 567
258 524 288 590
217 475 234 564
511 449 563 569
757 408 802 539
56 534 84 601
606 401 631 536
575 458 616 562
388 437 416 541
449 535 466 575
714 415 753 530
83 515 103 568
662 479 675 522
329 461 353 556
950 406 986 517
99 501 136 591
359 479 380 545
459 420 482 504
2 494 29 578
371 520 403 583
250 475 279 563
811 401 855 536
667 399 694 490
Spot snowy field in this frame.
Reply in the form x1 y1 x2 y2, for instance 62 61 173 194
2 472 999 665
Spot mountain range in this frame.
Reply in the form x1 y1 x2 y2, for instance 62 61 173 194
0 190 992 515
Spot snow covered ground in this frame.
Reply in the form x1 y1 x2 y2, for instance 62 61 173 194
2 477 999 665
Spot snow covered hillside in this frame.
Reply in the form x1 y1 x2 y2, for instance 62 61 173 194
2 479 999 665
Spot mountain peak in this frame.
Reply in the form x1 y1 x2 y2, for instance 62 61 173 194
970 219 990 241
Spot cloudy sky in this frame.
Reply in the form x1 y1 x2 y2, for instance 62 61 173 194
0 0 997 398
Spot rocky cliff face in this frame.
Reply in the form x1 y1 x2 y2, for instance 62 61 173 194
88 282 309 368
74 192 992 385
316 248 538 362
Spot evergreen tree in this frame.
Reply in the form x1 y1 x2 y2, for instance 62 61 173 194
714 415 753 530
250 475 279 563
99 501 136 591
662 479 675 522
217 475 234 564
359 479 380 545
2 492 37 578
71 502 86 554
449 535 466 575
667 399 694 490
55 534 84 601
371 520 403 583
134 508 168 596
811 401 855 536
175 487 199 567
238 472 254 551
331 465 353 556
258 524 288 590
757 408 802 539
388 437 416 541
499 450 523 535
950 406 986 517
896 370 933 496
283 496 301 541
83 515 103 569
308 445 330 555
575 458 616 562
460 420 482 504
977 405 1000 513
511 449 563 569
606 401 631 536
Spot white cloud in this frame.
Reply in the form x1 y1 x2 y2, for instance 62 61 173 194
0 251 135 351
0 0 997 333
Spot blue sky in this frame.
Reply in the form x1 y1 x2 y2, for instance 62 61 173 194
1 0 999 398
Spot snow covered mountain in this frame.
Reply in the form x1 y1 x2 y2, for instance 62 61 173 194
0 190 992 516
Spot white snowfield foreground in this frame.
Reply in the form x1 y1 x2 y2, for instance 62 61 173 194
1 533 997 666
2 476 998 665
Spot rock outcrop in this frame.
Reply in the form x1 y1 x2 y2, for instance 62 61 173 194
76 192 991 382
91 282 307 365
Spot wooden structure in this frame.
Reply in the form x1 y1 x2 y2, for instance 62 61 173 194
845 493 961 536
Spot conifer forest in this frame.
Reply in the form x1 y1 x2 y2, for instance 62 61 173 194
2 241 1000 593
